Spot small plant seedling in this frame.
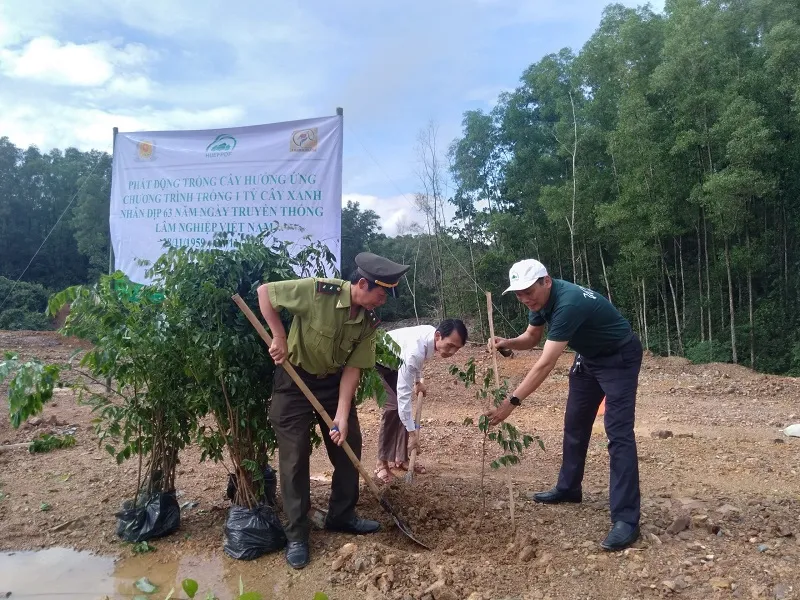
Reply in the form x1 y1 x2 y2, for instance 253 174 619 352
28 433 76 454
450 358 544 513
132 541 156 554
39 502 51 512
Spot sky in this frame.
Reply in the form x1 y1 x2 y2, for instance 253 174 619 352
0 0 664 236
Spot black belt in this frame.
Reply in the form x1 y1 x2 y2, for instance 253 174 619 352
288 363 342 380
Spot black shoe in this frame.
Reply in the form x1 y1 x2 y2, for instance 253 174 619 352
601 521 640 551
325 516 381 534
285 541 309 569
528 487 582 504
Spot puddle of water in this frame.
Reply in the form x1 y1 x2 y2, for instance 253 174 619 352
0 546 315 600
0 548 236 599
0 548 115 599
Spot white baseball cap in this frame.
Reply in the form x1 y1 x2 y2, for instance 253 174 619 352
503 259 548 294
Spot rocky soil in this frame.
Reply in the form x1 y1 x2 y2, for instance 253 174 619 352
1 330 799 599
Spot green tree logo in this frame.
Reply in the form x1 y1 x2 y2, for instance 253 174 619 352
206 134 237 156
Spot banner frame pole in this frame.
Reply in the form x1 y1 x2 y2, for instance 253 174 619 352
108 127 118 277
335 107 343 274
106 126 118 394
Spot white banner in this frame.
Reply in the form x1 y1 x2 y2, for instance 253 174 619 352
109 115 343 283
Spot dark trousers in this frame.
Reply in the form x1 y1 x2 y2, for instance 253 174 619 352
269 364 362 542
556 335 643 525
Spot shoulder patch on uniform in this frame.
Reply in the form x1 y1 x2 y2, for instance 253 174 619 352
366 309 381 329
316 281 342 295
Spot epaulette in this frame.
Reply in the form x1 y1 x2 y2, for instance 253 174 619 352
366 309 381 329
316 280 342 295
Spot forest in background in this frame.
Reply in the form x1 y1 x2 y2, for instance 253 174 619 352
2 0 800 374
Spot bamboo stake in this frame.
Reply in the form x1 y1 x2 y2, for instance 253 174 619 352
486 291 515 533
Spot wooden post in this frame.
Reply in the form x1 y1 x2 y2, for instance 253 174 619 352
486 291 515 533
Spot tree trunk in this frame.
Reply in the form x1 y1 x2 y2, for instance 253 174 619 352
782 199 788 307
632 274 642 334
746 227 754 369
661 273 671 357
432 229 446 318
703 212 712 344
599 242 612 302
677 237 686 332
583 241 591 288
411 239 421 323
723 237 737 363
737 274 742 313
697 225 704 342
555 234 564 279
662 250 684 356
468 238 486 342
642 278 649 350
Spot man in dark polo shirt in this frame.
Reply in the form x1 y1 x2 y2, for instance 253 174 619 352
487 259 643 550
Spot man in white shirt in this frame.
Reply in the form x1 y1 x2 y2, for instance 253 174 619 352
373 319 468 483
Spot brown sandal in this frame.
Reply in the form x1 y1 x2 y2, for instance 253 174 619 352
374 466 393 484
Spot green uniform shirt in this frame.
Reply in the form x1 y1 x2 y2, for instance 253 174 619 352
528 279 632 358
268 277 379 375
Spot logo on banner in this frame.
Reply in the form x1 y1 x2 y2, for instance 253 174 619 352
137 140 155 161
290 128 318 152
206 134 237 158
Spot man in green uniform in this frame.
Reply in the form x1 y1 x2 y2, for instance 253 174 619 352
487 259 643 551
257 252 410 569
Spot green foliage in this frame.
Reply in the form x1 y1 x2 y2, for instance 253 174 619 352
28 433 76 454
0 273 54 331
684 339 733 365
0 352 62 429
47 271 195 495
341 200 384 276
355 329 402 409
5 0 800 383
449 359 544 471
182 578 198 598
0 142 109 290
488 424 544 470
141 231 335 507
132 541 156 554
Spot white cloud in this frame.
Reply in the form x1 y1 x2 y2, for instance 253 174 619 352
0 37 154 87
342 191 462 237
0 99 245 151
103 75 154 99
0 3 57 48
343 192 422 236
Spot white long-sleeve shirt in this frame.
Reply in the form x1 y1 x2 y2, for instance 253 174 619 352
385 325 436 432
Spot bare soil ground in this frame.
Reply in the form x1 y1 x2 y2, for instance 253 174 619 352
1 330 800 600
